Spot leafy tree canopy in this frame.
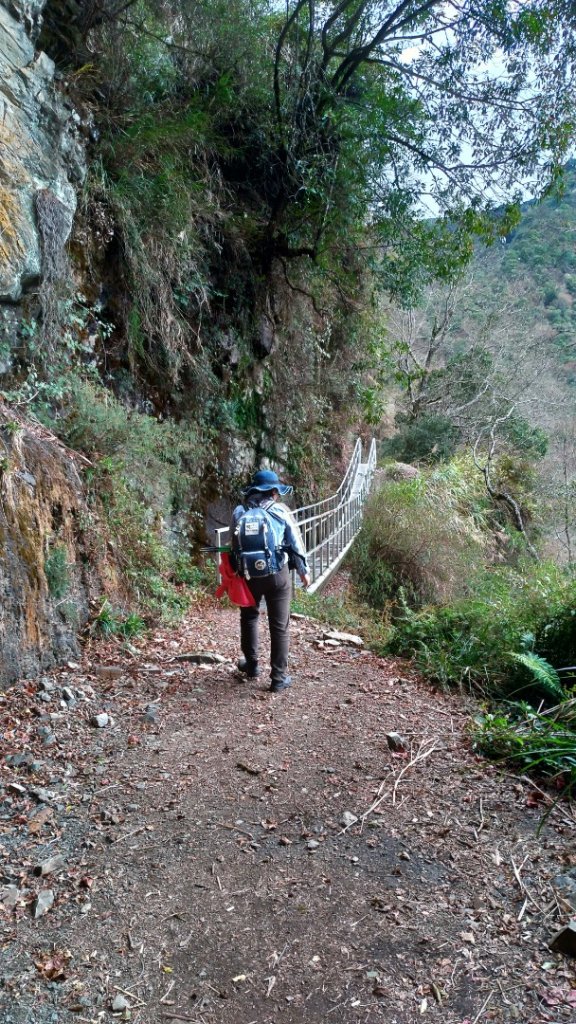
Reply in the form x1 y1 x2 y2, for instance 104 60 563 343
47 2 576 296
265 0 576 296
47 1 576 303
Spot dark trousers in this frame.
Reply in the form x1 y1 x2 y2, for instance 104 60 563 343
240 565 291 684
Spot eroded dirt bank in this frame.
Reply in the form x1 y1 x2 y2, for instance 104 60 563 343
1 602 575 1024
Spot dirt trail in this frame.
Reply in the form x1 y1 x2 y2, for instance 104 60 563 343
1 600 575 1024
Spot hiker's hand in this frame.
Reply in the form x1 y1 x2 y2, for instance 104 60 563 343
300 573 311 589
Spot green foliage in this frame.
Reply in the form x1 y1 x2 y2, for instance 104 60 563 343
352 537 399 610
387 561 576 697
381 414 461 464
22 1 576 650
36 374 212 623
44 544 70 599
58 601 80 626
130 567 191 623
473 709 529 760
112 107 217 171
92 464 191 622
43 373 210 511
508 651 565 702
501 416 548 459
538 600 576 667
465 162 576 379
75 0 576 418
353 459 489 609
172 554 215 590
0 296 112 407
99 159 216 380
222 390 265 435
83 0 275 383
92 600 147 638
473 705 576 792
35 0 574 548
290 585 382 646
265 1 576 304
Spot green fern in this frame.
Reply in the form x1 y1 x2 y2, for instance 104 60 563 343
519 630 535 652
509 651 565 701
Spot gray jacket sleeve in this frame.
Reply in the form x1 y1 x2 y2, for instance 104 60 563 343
278 505 309 576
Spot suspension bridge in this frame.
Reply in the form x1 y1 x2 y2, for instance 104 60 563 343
215 437 377 594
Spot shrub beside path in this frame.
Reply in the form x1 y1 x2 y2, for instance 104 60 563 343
1 599 575 1023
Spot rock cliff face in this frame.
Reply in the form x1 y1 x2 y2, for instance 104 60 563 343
0 4 101 682
0 404 115 683
0 0 84 301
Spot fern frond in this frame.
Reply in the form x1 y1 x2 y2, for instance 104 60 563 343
509 651 565 701
519 631 535 652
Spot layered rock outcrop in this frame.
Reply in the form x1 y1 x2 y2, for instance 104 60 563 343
0 403 115 682
0 0 84 301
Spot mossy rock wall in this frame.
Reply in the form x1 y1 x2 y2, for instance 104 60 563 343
0 406 116 682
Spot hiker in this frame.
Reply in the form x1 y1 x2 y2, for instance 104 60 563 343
232 469 310 693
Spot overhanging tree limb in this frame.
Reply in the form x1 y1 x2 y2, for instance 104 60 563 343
331 0 443 94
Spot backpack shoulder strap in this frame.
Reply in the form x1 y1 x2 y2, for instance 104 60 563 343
259 499 286 526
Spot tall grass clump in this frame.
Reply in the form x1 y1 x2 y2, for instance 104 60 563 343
353 457 489 609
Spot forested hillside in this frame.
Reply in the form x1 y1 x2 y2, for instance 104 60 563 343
346 158 576 794
476 162 576 384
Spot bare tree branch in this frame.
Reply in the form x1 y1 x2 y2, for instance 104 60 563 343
473 409 539 559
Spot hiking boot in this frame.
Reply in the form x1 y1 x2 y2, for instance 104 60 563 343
270 675 292 693
237 657 259 679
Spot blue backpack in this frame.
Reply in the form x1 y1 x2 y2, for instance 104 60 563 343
232 503 282 579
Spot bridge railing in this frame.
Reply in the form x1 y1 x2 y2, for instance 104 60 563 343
294 438 362 519
214 438 377 595
298 438 377 594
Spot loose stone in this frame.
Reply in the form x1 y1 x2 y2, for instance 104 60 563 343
0 885 20 909
386 731 409 753
33 890 54 918
174 651 227 664
323 630 364 647
549 921 576 957
30 787 54 803
34 855 65 877
340 811 358 828
7 782 26 796
92 666 124 679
